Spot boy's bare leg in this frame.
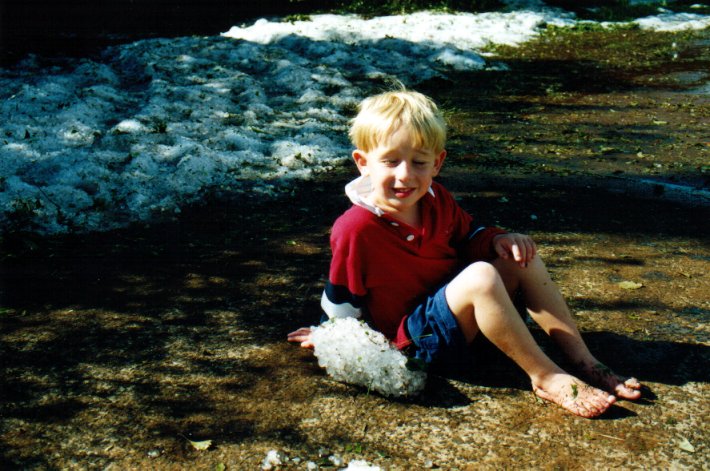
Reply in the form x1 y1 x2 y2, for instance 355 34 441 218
446 262 616 418
493 256 641 400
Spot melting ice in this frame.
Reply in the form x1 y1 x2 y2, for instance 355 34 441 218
1 3 707 234
311 317 427 397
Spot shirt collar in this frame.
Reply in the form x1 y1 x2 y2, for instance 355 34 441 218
344 175 435 217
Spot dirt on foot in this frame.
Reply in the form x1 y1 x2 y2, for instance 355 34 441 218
1 27 708 470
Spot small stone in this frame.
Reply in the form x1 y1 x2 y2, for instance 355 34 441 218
147 449 161 458
262 449 285 470
345 460 383 470
329 454 343 466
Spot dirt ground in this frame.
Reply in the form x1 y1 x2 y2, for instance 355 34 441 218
1 27 709 470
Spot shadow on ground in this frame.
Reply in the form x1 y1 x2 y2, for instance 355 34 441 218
1 24 709 469
1 161 708 470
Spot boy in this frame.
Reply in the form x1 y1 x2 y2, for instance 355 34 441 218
288 89 641 418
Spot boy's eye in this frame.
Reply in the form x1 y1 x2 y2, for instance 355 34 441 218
384 159 398 166
414 161 428 166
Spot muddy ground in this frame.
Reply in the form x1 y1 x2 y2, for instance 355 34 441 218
1 27 709 470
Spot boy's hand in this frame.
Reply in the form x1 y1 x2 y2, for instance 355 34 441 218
493 233 537 268
287 327 314 349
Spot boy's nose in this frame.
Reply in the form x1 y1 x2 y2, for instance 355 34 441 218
395 161 412 180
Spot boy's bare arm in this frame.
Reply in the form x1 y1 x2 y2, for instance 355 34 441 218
493 233 537 268
287 327 314 349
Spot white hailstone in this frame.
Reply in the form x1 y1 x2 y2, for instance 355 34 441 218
261 449 285 470
310 317 427 397
114 119 147 133
345 460 383 471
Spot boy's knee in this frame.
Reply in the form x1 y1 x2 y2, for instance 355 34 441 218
459 261 501 295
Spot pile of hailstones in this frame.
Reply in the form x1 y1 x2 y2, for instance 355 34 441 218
311 317 427 397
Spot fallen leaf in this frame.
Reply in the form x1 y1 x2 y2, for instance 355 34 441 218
600 146 621 154
618 281 643 290
678 437 695 453
187 438 212 451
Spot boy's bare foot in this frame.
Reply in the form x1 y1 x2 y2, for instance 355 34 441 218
579 362 642 400
533 373 616 418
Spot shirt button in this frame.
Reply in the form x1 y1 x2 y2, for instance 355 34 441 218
390 222 399 227
406 234 415 241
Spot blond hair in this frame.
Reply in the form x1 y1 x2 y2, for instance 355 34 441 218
349 89 446 152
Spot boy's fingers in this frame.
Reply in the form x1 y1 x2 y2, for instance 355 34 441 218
289 327 310 335
497 234 537 266
515 241 531 267
287 327 312 343
289 334 309 344
522 240 532 261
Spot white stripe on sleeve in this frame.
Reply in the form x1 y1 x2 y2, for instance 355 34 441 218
321 290 362 319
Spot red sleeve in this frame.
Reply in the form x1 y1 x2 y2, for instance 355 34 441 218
329 216 367 298
320 211 368 320
460 225 508 262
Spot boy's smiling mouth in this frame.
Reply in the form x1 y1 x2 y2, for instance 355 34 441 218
393 187 416 198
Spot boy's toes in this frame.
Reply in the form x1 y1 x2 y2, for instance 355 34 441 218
614 378 642 400
533 376 616 419
625 377 641 389
580 363 642 402
565 391 615 418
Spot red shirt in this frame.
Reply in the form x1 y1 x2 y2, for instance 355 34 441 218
323 180 505 340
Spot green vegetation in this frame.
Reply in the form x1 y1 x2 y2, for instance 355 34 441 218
288 0 503 17
546 0 710 22
286 0 710 18
544 22 639 34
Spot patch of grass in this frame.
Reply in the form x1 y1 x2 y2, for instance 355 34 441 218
545 0 710 22
344 441 364 454
283 13 313 22
544 22 639 34
491 25 700 73
296 0 710 18
319 0 503 17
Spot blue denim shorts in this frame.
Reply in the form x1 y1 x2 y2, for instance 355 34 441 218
399 283 468 366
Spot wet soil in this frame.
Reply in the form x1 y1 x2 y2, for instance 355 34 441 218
1 27 709 470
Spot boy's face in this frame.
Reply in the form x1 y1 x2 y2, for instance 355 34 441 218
352 126 446 222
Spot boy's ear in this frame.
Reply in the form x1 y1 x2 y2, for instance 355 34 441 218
433 149 447 176
352 149 369 176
